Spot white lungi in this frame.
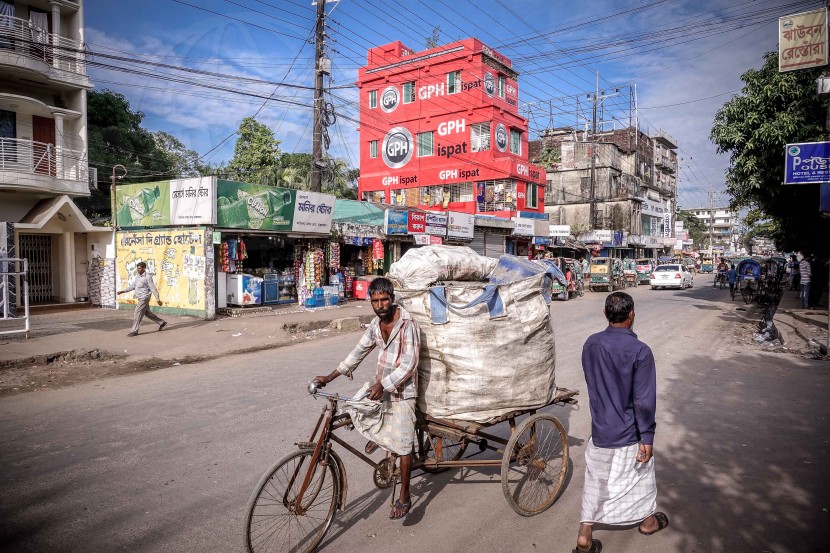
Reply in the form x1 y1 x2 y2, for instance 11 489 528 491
580 438 657 525
345 383 416 456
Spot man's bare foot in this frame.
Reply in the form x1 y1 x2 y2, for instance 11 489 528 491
389 498 411 519
638 512 669 535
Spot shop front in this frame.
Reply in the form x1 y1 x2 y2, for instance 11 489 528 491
471 215 512 258
214 182 336 308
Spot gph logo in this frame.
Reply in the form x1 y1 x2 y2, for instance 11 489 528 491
495 124 508 152
484 72 495 96
381 86 400 113
382 127 414 169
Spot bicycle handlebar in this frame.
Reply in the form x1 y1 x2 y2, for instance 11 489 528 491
307 381 372 402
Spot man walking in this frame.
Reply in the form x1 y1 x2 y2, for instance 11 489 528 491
313 277 420 520
799 254 812 309
117 261 167 337
573 292 668 553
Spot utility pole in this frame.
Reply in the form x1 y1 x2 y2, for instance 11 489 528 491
708 191 714 258
589 72 598 230
110 164 127 229
310 0 327 193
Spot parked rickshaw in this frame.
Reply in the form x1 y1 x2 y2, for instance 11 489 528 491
735 258 762 303
635 258 654 284
563 257 585 298
589 257 624 292
623 258 638 287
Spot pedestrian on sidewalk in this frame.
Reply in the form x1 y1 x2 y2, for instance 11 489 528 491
808 255 826 308
799 254 812 309
573 292 668 553
117 261 167 337
788 254 800 290
727 264 737 299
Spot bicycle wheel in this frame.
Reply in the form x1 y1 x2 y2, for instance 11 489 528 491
244 448 340 553
501 413 569 517
743 288 754 305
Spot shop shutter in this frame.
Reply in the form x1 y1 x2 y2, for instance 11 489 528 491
486 231 506 258
471 229 487 256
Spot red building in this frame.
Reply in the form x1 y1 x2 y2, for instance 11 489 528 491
356 39 546 219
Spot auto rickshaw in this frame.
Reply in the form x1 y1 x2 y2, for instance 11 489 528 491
635 258 653 284
623 258 638 287
590 257 624 292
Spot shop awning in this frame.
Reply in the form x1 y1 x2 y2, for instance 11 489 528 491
332 199 385 239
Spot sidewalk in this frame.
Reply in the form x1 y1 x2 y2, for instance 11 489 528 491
0 300 375 367
772 285 829 356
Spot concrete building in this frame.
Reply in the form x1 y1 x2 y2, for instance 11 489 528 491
530 126 676 257
681 206 741 253
0 0 110 306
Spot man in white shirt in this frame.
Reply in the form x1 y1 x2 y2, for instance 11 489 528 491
117 261 167 336
799 255 812 309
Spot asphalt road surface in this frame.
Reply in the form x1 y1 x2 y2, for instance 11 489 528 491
1 275 828 553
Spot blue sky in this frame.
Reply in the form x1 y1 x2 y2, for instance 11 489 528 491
84 0 823 208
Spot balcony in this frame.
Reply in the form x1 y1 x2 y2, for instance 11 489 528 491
0 15 89 85
0 137 89 196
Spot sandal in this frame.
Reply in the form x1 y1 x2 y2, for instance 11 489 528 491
389 499 411 520
639 512 669 535
364 441 379 455
572 539 602 553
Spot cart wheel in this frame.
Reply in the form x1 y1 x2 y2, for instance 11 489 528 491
243 448 340 553
561 291 569 301
373 456 396 489
501 413 568 517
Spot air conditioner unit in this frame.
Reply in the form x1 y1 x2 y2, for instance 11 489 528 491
88 167 98 190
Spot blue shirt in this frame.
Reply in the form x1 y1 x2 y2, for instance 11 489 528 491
727 269 737 284
582 326 657 447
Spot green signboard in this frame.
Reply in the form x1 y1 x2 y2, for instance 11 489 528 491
216 180 296 230
115 182 171 227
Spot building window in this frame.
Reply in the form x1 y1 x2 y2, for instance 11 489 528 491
417 131 434 157
498 75 505 98
509 129 521 155
369 140 378 159
471 122 490 152
447 70 461 94
525 183 538 208
403 81 415 104
368 90 377 109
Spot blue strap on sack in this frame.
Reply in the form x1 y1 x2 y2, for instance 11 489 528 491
428 285 505 324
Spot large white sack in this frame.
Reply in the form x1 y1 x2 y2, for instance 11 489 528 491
387 245 497 289
396 273 557 423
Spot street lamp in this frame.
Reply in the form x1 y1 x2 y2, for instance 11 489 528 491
110 164 127 229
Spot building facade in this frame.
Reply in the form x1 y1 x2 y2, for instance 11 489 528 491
356 39 546 220
531 126 676 256
0 0 109 306
682 206 741 253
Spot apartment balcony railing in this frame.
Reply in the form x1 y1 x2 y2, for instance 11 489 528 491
0 15 87 76
0 137 87 182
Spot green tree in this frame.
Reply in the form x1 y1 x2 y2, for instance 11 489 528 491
279 152 311 189
153 131 204 178
710 51 830 255
533 147 561 169
676 211 708 248
79 89 174 219
225 117 282 185
426 26 441 49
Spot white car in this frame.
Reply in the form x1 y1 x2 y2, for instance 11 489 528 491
650 264 694 289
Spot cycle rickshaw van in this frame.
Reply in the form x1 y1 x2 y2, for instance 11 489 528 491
735 258 762 303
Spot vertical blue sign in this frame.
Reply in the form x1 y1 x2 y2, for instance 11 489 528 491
784 142 830 184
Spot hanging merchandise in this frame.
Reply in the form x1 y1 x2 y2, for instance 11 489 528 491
219 241 231 272
326 241 341 269
372 239 384 261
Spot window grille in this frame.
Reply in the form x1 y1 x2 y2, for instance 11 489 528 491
525 183 538 209
403 81 415 103
497 75 505 98
369 140 378 159
368 90 377 109
447 70 461 94
509 129 521 155
478 179 516 212
417 132 434 157
471 122 490 152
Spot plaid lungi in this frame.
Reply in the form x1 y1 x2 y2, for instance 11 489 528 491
345 384 416 456
580 438 657 525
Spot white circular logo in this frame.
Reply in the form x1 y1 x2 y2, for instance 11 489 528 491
788 145 800 156
382 127 414 169
484 73 495 96
495 123 508 152
381 86 400 113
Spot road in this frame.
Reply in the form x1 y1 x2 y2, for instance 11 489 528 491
1 275 828 553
